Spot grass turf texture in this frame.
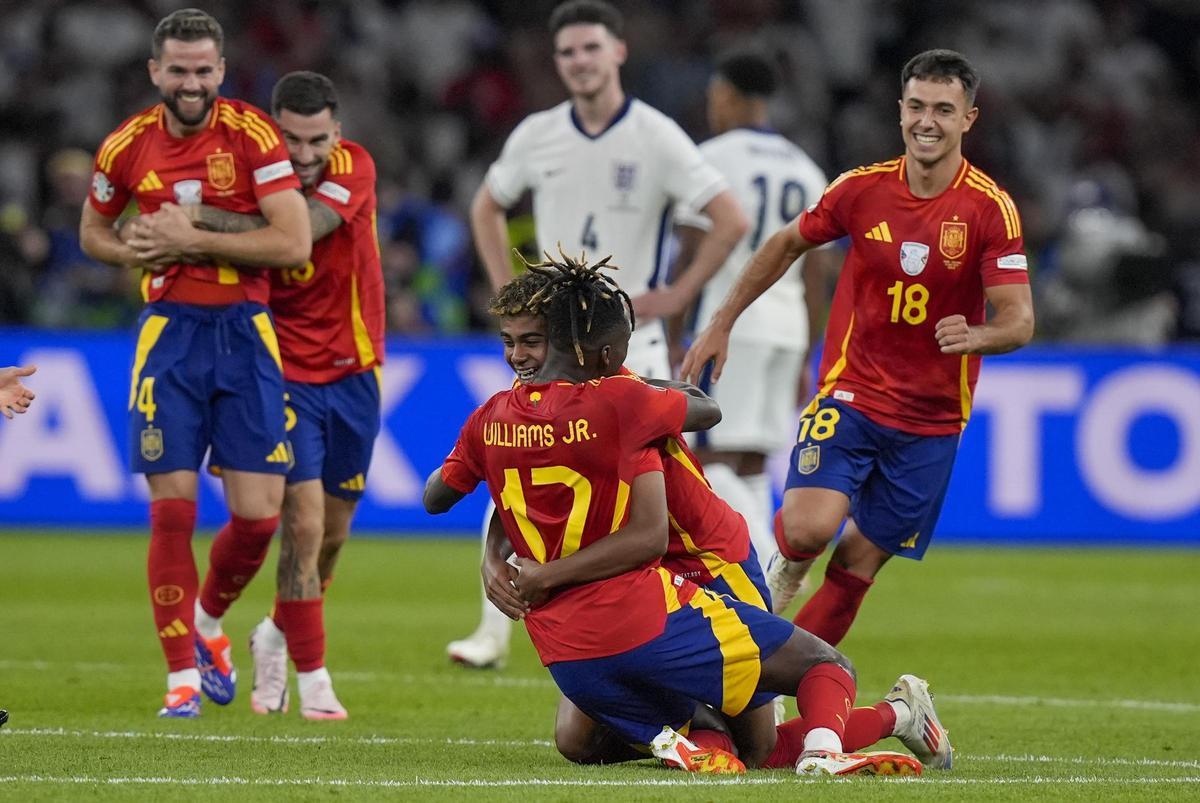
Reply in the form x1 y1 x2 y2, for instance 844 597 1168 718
0 531 1197 801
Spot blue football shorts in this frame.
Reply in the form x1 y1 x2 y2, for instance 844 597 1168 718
284 369 381 500
548 582 795 746
127 301 289 475
702 543 773 613
784 397 960 559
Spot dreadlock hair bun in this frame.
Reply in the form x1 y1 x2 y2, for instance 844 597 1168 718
515 244 634 366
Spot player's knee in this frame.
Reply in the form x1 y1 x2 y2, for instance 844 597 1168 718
778 507 837 553
554 723 600 765
282 513 324 554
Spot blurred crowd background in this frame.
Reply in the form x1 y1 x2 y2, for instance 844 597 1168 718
1 0 1199 342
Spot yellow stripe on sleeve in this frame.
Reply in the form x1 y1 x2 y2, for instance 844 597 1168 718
688 588 762 716
128 315 169 408
663 437 709 488
251 312 283 371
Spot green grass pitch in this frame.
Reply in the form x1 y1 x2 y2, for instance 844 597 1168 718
1 530 1197 801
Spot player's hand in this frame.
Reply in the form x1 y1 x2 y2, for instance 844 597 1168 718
482 557 528 620
680 324 730 385
935 314 980 354
0 364 36 419
510 557 552 608
127 203 202 262
631 287 686 320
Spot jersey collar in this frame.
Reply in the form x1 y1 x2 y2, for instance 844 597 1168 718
569 96 634 141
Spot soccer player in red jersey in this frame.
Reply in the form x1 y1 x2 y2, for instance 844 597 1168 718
480 270 951 771
427 256 930 777
0 365 36 419
683 49 1035 644
167 72 384 720
79 9 311 717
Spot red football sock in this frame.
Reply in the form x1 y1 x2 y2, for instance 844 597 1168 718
147 498 198 671
792 562 873 647
275 597 325 672
843 702 896 751
773 510 824 562
199 514 278 618
689 729 735 755
795 662 855 747
761 703 896 768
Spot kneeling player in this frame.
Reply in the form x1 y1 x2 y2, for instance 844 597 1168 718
425 254 946 775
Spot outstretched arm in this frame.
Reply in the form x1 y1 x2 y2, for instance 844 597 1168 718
680 221 816 384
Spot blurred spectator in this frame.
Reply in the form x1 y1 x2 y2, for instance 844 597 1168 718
0 0 1198 341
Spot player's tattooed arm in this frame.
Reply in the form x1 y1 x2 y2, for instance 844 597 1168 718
643 379 721 432
185 198 343 242
513 471 668 605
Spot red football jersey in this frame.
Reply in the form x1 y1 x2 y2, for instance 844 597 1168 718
440 375 689 665
89 99 300 305
799 156 1030 435
269 140 385 383
658 436 752 583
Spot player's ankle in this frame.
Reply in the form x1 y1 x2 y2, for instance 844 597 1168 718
168 668 202 691
194 600 224 639
297 666 331 696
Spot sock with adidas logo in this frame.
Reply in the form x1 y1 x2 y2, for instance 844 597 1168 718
148 498 199 671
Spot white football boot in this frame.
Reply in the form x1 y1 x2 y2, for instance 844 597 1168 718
248 618 289 714
446 629 509 669
796 750 922 777
885 674 953 769
764 552 814 613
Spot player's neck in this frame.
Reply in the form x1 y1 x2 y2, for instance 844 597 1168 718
571 86 626 136
904 150 963 199
162 107 213 138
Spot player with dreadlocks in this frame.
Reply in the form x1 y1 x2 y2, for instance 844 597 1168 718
425 254 932 777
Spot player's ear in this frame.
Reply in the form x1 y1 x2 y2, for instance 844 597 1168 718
963 104 979 132
215 57 226 86
148 58 159 85
612 37 627 67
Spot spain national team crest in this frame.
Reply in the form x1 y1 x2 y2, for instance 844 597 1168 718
141 426 164 461
899 241 929 276
613 161 637 193
940 220 968 261
207 151 236 190
797 444 820 475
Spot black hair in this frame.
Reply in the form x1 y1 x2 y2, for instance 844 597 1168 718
152 8 223 59
549 0 624 38
714 51 778 98
518 247 633 366
901 49 980 105
488 270 553 317
271 71 339 117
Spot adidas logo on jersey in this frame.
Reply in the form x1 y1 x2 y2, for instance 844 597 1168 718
137 170 164 193
339 474 366 492
865 221 893 243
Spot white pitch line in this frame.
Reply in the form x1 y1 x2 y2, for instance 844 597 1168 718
3 775 1200 788
3 659 1198 713
5 730 1196 773
0 728 552 748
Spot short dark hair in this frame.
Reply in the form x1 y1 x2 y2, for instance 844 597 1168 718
488 270 553 318
271 71 339 118
714 51 778 98
549 0 624 39
901 49 980 105
152 8 223 59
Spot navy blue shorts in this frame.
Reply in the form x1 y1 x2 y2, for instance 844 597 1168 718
784 398 959 559
127 302 289 475
285 370 381 499
703 544 773 613
548 583 795 746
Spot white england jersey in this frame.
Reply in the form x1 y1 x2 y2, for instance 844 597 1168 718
678 128 828 348
486 97 726 303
